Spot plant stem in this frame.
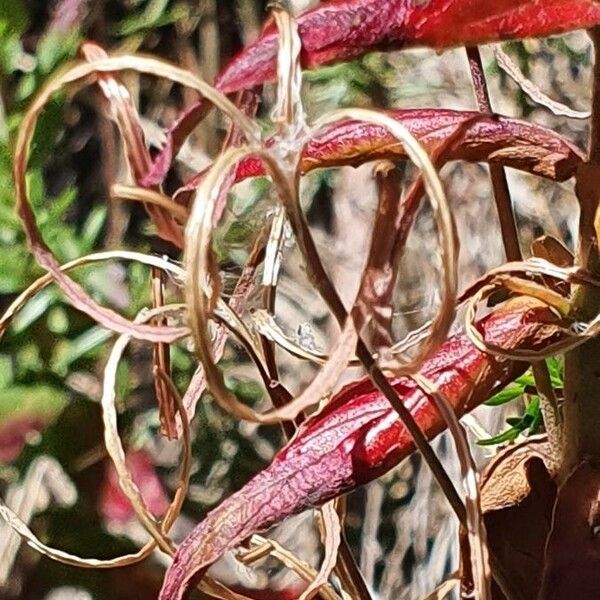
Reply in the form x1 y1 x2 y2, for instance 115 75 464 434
259 273 372 600
279 168 540 599
563 26 600 473
466 46 521 262
466 46 561 599
337 538 375 600
466 45 563 463
589 27 600 165
280 171 468 524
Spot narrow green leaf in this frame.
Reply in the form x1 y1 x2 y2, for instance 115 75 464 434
477 426 521 446
484 384 525 406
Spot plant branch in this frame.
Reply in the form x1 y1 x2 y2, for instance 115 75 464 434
466 45 561 599
589 27 600 165
467 45 563 455
280 165 535 600
280 169 468 526
466 46 521 263
563 26 600 472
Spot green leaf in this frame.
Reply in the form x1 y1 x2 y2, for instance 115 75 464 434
0 355 13 389
529 404 543 434
12 288 59 333
0 246 34 293
0 0 28 40
115 0 188 36
506 416 528 428
514 372 535 387
80 205 107 252
51 326 113 376
47 306 70 335
0 33 27 75
484 384 525 406
223 220 256 246
46 186 77 223
479 397 543 446
15 72 37 102
116 359 131 403
545 356 564 387
485 358 563 410
15 343 43 376
526 396 541 416
225 376 264 405
27 97 66 167
36 30 80 74
231 178 269 217
0 384 67 422
477 426 521 447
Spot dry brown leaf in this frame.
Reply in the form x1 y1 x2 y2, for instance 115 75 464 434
480 436 556 514
300 502 342 600
481 438 557 600
81 42 183 246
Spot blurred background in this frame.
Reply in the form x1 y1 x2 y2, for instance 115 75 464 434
0 1 592 598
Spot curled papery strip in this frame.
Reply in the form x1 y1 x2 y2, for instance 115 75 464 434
185 146 263 423
459 257 600 303
461 256 600 360
13 54 259 342
111 184 189 221
0 303 187 571
464 282 585 360
271 3 305 135
413 373 490 600
101 306 245 600
500 277 571 315
239 534 343 600
215 298 332 419
82 43 183 246
185 144 362 423
389 319 435 357
262 205 288 287
250 308 362 366
422 574 460 600
0 250 188 340
0 412 187 574
391 259 599 360
310 108 458 374
300 502 342 600
0 497 156 568
262 128 467 531
212 302 276 389
101 304 188 555
493 45 590 120
178 226 269 436
253 313 432 369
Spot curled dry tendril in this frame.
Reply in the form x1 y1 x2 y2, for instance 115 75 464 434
2 12 474 599
4 4 599 600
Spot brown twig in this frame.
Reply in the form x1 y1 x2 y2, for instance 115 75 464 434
152 266 176 439
467 47 562 455
275 163 468 526
466 46 521 263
